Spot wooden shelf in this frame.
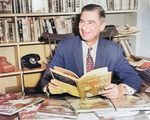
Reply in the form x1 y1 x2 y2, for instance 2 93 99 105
0 10 138 17
0 68 22 77
0 41 45 46
22 62 47 74
106 10 138 14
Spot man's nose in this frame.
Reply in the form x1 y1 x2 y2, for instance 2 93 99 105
82 23 88 30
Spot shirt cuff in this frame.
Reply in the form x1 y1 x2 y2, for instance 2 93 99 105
120 84 136 95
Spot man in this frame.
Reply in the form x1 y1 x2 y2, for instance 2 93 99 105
41 4 142 98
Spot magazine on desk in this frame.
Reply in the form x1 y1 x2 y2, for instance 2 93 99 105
0 93 45 115
50 66 111 99
36 98 78 119
110 93 150 111
65 96 114 113
19 103 63 120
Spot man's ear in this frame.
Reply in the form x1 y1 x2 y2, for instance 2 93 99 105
100 21 106 32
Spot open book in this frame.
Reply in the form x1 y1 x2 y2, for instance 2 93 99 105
50 66 112 99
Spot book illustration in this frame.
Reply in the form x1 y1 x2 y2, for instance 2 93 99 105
36 98 78 119
50 66 111 99
65 96 114 113
19 103 63 120
0 93 45 115
110 94 150 111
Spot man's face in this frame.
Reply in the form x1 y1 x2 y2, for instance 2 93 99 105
79 11 104 46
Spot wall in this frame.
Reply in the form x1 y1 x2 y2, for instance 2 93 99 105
136 0 150 57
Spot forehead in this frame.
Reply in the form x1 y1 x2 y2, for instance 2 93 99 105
80 11 100 21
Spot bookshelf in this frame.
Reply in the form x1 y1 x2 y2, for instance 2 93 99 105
0 0 139 95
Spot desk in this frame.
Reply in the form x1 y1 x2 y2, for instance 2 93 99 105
1 90 150 120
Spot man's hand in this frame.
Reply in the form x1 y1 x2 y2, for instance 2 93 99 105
48 79 65 94
98 84 126 98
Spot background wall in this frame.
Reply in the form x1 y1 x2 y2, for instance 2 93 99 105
136 0 150 57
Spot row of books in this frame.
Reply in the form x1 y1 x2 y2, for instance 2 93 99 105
0 0 138 14
16 0 138 13
16 0 81 13
0 93 150 119
0 18 15 43
83 0 138 11
0 15 75 43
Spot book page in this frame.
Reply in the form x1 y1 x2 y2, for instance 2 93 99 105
78 72 111 99
80 67 108 79
50 67 80 97
54 66 79 79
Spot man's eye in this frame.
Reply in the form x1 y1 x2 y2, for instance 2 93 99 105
89 22 94 24
80 20 84 23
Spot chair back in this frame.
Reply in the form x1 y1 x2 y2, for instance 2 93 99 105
39 32 75 59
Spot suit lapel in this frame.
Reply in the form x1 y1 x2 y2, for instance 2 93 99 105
73 37 84 77
95 38 107 69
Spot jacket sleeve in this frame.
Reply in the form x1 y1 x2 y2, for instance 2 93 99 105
114 45 142 92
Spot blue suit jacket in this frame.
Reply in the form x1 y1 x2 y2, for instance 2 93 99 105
41 35 142 91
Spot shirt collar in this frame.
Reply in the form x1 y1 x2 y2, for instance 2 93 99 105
82 39 98 52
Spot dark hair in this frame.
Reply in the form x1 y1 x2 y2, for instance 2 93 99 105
81 4 106 18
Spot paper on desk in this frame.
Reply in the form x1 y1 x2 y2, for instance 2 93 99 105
77 113 99 120
146 87 150 93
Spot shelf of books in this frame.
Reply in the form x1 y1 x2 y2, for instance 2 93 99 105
0 0 139 95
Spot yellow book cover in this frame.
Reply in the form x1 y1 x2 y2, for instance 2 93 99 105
50 66 111 99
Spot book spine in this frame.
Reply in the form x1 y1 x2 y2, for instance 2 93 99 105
27 18 31 41
67 17 72 33
9 21 13 42
119 40 130 57
129 0 134 10
12 22 15 42
75 0 80 12
22 18 27 41
17 19 23 41
26 0 29 13
30 18 35 41
0 19 4 43
100 0 108 11
0 1 3 13
63 0 66 12
124 39 133 55
44 19 49 33
68 0 71 12
7 21 11 42
4 19 8 43
134 0 138 10
22 0 27 13
36 18 41 38
49 18 57 34
46 19 53 33
19 0 23 13
114 0 121 10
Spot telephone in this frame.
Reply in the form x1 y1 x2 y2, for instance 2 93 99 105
21 54 41 69
0 56 15 73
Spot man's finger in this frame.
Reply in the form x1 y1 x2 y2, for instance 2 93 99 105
48 82 64 94
104 84 116 90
